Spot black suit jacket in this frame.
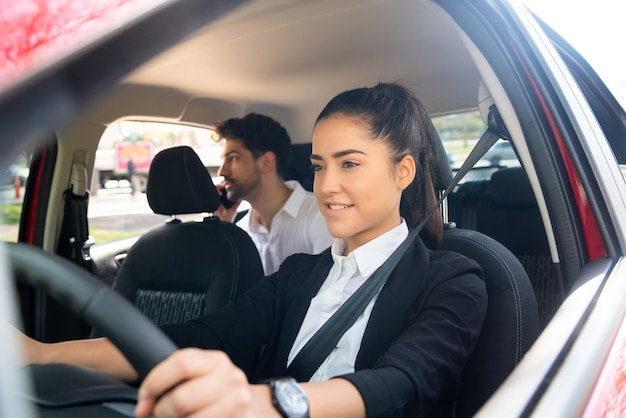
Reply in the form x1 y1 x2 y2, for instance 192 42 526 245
163 237 487 417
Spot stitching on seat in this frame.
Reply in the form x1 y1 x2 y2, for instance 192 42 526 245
446 233 523 362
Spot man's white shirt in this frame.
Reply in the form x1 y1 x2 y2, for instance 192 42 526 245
237 180 334 275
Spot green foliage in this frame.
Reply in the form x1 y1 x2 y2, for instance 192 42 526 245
1 204 139 244
1 204 21 241
1 203 22 224
90 229 138 245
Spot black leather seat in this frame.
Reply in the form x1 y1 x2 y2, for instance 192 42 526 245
427 121 540 417
442 227 539 417
448 166 561 328
103 146 263 328
474 167 563 327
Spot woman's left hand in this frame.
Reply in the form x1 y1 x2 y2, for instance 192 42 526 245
135 348 268 418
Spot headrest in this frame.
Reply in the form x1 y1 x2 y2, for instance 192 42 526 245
490 167 536 208
287 143 313 191
147 146 221 215
426 117 454 191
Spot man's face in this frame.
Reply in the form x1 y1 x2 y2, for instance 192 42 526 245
218 138 262 201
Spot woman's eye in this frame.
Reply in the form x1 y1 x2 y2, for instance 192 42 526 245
311 163 323 172
342 161 358 168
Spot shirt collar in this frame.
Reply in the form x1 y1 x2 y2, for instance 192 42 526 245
330 219 409 278
280 180 307 218
245 180 307 231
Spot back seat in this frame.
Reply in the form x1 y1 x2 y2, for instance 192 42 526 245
448 166 565 328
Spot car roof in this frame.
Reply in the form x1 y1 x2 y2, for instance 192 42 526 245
0 0 484 152
119 0 480 124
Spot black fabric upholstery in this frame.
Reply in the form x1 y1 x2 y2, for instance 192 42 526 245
110 219 263 321
286 143 313 191
98 146 263 334
136 289 205 325
490 167 536 208
518 254 564 327
442 228 539 418
475 171 548 255
447 166 563 327
447 180 488 230
147 145 221 215
474 167 563 327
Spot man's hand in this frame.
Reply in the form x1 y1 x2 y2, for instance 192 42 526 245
215 181 241 222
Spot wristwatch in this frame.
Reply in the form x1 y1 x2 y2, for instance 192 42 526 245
267 377 309 418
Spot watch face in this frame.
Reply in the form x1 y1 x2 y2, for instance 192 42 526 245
275 379 309 417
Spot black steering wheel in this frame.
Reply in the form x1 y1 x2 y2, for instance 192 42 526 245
7 241 178 380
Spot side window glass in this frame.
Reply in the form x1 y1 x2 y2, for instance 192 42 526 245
529 4 626 185
1 152 31 242
89 121 223 246
431 110 519 182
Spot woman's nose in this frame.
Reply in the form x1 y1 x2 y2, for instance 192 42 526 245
315 168 340 194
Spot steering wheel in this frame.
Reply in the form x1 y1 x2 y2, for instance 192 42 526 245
7 241 178 380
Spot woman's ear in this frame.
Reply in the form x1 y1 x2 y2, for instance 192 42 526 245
397 154 416 190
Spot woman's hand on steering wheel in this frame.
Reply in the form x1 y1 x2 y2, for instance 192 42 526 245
135 348 274 418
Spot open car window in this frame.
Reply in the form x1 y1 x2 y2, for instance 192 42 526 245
433 110 520 184
0 151 31 242
89 120 225 246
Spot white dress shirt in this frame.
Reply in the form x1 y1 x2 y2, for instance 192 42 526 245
237 180 334 275
287 219 409 382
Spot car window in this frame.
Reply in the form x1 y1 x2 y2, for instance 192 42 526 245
432 110 519 182
88 121 224 246
535 17 626 186
0 152 31 242
432 110 484 170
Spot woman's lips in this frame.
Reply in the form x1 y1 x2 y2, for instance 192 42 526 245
324 203 353 216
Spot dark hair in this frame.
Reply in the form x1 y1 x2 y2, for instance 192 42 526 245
215 113 291 177
315 83 442 248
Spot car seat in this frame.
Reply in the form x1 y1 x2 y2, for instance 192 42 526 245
96 146 264 331
427 119 540 417
286 142 314 191
448 166 562 328
442 227 539 417
474 167 564 327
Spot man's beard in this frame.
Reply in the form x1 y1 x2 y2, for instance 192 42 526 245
225 170 261 201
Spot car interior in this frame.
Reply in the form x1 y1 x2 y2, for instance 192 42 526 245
2 0 626 416
92 145 264 335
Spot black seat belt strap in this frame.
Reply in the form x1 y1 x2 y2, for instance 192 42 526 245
285 232 413 381
57 162 94 273
57 189 93 271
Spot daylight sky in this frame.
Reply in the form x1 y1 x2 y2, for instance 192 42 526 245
521 0 626 107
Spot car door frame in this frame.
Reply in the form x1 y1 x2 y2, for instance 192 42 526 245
434 0 626 415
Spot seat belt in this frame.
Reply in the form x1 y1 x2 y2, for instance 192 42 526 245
286 121 502 382
57 162 94 273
